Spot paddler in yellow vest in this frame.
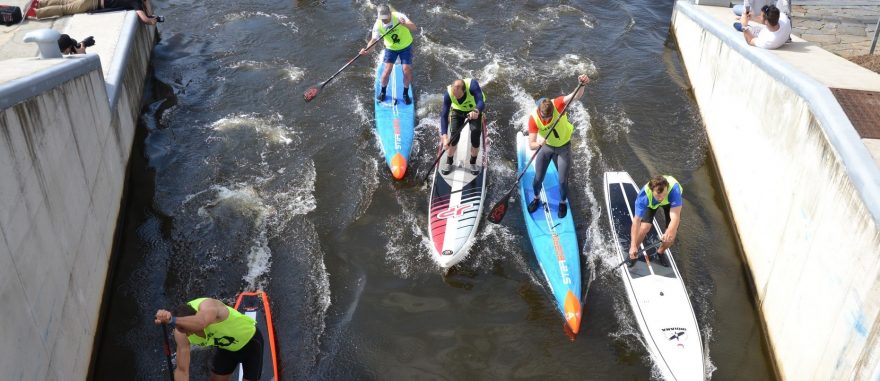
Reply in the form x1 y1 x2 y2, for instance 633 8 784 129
526 74 591 218
359 4 418 105
440 78 486 175
155 298 264 381
629 175 683 267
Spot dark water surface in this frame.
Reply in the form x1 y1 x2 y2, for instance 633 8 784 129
94 1 775 380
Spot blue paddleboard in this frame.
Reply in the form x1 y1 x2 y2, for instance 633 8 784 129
374 60 415 180
516 131 583 334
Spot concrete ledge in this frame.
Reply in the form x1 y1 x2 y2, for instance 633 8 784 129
675 0 880 228
673 1 880 379
0 55 101 110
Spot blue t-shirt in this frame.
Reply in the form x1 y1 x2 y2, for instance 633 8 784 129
634 183 682 218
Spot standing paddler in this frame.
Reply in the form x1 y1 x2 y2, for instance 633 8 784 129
629 175 683 266
360 4 418 105
439 78 486 175
525 74 591 219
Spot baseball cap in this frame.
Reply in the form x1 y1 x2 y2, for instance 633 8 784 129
377 5 391 21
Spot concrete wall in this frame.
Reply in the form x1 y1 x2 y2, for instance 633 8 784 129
0 15 154 381
672 2 880 380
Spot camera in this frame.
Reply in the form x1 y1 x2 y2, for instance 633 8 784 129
81 36 95 47
151 15 165 22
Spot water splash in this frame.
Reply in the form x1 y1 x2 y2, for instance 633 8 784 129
211 113 294 145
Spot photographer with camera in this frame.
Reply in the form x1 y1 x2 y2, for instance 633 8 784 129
58 34 95 55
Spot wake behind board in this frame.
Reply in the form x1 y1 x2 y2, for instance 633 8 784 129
374 59 415 180
231 291 279 381
428 116 488 269
603 171 704 380
516 131 582 334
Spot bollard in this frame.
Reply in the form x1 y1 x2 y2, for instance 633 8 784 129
23 29 62 59
871 16 879 55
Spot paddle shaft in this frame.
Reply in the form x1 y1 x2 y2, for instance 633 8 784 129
318 22 401 90
497 82 586 203
608 241 664 272
161 324 174 381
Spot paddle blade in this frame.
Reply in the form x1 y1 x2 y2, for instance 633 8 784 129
487 196 510 224
303 87 319 102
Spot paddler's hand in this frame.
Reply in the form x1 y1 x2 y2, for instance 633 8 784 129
628 246 639 260
578 74 590 85
359 47 368 56
661 230 677 245
155 309 172 325
467 110 480 120
441 134 449 148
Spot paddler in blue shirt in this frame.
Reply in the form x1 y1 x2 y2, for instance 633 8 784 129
629 175 683 266
155 298 264 381
439 78 486 175
359 4 418 105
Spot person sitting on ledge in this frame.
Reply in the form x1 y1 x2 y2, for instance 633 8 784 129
742 5 791 50
28 0 159 25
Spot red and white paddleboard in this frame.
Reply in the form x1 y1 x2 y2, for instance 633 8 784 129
428 116 488 269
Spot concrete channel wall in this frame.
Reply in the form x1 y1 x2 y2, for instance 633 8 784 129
0 15 154 380
672 2 880 380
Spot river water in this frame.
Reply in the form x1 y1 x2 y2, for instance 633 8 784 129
94 1 776 380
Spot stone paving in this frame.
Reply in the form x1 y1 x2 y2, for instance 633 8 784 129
791 3 880 58
729 1 880 58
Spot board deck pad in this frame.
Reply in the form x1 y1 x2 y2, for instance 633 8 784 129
374 59 415 180
231 291 278 381
603 171 704 380
428 116 488 268
515 132 582 334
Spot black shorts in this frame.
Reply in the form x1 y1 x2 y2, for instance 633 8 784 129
638 204 671 229
211 326 264 380
448 109 482 148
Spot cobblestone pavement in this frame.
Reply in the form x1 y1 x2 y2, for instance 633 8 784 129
791 3 880 58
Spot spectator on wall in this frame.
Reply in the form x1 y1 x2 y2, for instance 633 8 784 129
742 5 792 50
30 0 160 25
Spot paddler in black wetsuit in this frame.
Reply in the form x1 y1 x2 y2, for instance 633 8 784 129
439 78 486 175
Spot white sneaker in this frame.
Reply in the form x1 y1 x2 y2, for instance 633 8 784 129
440 161 452 175
466 163 480 175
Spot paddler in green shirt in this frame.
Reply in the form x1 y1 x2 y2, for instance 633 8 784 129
359 4 418 105
155 298 264 381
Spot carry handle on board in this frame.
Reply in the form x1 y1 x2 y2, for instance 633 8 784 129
606 241 664 275
486 81 586 224
303 22 401 102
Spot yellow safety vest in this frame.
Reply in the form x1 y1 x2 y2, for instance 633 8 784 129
644 176 682 209
377 12 413 51
185 298 256 352
447 78 486 112
532 103 574 147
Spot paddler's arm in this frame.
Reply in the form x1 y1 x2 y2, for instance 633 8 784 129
174 299 225 332
468 79 485 120
527 118 544 150
629 216 644 259
398 14 417 32
658 206 681 254
562 74 590 104
172 329 191 381
440 93 452 147
360 24 381 55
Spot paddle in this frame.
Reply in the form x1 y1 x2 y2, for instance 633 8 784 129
486 81 586 224
606 241 664 274
161 324 174 381
422 112 480 183
303 22 401 102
